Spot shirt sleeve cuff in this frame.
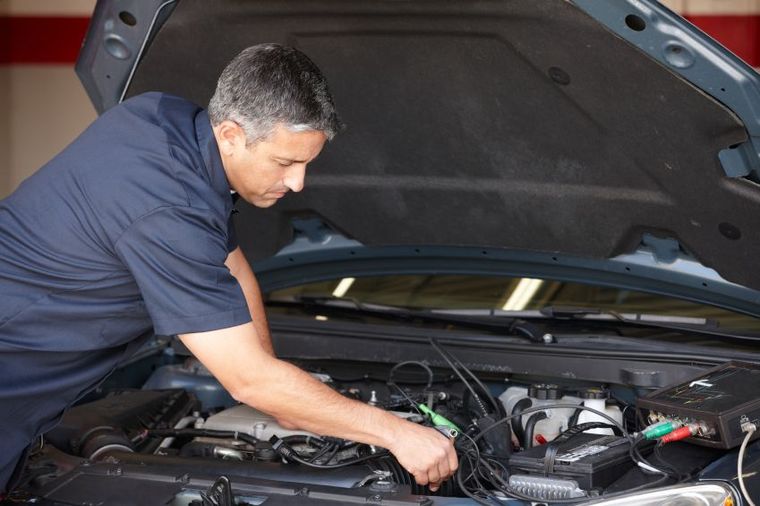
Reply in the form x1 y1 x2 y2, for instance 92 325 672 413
152 306 252 336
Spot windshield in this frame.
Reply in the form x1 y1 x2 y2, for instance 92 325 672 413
266 274 760 333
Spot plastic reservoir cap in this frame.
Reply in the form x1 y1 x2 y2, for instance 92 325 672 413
528 384 562 400
581 387 609 400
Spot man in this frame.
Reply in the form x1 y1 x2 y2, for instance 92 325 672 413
0 44 457 494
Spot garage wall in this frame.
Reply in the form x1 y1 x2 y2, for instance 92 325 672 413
0 63 9 195
0 0 758 199
0 0 96 198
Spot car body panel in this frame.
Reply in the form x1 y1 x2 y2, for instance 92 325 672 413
77 0 760 305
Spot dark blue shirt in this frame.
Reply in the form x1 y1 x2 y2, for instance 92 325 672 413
0 92 251 490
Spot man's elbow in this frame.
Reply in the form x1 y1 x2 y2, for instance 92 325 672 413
227 379 261 407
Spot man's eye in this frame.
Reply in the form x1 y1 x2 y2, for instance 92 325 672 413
277 160 293 167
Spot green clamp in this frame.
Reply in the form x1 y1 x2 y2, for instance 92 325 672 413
418 404 461 433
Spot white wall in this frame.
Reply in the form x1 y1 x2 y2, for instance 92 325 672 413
4 67 96 193
0 0 96 198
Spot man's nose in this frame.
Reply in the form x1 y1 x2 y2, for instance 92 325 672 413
284 164 306 193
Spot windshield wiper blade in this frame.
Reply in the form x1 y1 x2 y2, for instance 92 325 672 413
433 305 760 342
539 305 717 327
432 306 715 326
268 295 413 314
267 296 553 341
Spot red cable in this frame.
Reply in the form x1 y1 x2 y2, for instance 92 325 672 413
660 425 695 444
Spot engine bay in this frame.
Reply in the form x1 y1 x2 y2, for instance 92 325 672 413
9 337 744 505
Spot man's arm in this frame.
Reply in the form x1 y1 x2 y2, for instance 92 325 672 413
225 247 274 355
179 324 458 490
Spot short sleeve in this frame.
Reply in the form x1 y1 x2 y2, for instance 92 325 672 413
227 211 239 252
114 206 252 335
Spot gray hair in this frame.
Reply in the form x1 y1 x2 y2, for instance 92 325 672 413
208 44 342 144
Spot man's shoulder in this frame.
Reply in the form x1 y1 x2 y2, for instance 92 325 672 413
71 94 214 238
105 92 203 134
120 91 201 115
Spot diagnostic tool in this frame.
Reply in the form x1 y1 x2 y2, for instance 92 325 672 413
637 361 760 449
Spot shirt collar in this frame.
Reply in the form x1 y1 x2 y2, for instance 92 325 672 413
194 109 234 204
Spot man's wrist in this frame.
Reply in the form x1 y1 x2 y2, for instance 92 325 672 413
370 408 407 451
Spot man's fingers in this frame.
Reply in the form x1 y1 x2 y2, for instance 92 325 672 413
437 457 451 484
413 471 428 486
429 481 441 492
448 441 459 473
427 466 442 487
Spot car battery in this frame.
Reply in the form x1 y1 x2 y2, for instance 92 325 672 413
508 433 636 491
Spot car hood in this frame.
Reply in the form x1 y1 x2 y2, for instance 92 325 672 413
77 0 760 314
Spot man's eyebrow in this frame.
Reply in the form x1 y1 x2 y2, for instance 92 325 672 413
273 156 308 163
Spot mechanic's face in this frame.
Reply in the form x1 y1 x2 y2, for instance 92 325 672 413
214 121 327 208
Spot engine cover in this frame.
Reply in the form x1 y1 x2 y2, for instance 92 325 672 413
203 404 316 440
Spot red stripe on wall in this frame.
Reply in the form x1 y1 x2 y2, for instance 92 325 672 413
0 14 757 68
0 16 90 65
686 14 760 67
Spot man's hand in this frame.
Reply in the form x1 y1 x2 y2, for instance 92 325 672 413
386 422 458 491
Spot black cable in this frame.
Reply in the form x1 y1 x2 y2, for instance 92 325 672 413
306 441 334 463
320 442 341 465
388 361 434 389
429 339 489 415
456 453 497 505
523 412 547 449
456 434 501 506
441 344 502 414
653 442 683 481
628 434 675 478
270 436 387 469
456 431 484 483
389 382 424 416
429 339 500 415
282 435 323 446
511 397 532 444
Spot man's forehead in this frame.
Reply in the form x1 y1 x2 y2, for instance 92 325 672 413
261 125 327 160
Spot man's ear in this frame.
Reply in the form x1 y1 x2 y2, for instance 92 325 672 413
213 120 246 157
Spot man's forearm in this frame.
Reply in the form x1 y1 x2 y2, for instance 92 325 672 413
179 323 457 488
234 353 404 447
241 272 274 355
181 324 402 446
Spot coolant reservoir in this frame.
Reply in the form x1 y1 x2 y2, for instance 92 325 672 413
528 384 582 444
576 388 623 435
499 384 583 446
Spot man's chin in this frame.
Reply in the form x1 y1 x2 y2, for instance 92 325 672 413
248 196 279 208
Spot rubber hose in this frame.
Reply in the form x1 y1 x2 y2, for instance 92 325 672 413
511 398 533 445
523 411 548 449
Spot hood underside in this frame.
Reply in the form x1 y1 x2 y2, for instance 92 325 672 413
86 0 760 291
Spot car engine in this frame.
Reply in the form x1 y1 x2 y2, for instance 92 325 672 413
10 338 737 506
